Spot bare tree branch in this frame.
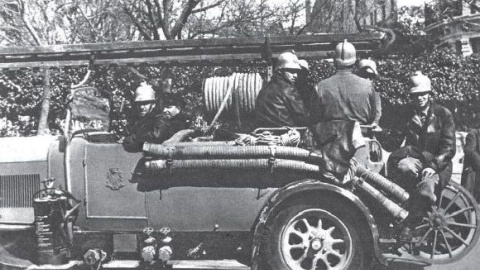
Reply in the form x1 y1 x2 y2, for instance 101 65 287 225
17 0 43 45
170 0 200 38
76 3 100 41
123 5 152 40
152 0 164 28
192 0 224 13
144 0 160 40
0 32 16 44
129 66 149 80
163 0 171 38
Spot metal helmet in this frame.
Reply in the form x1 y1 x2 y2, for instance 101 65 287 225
335 39 356 67
276 51 301 70
298 59 309 70
358 59 378 75
134 82 156 102
409 71 432 94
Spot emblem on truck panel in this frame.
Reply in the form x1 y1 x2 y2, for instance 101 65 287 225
106 168 125 190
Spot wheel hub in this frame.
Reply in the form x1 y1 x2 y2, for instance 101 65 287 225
407 182 480 264
428 209 447 229
310 238 323 251
280 209 353 270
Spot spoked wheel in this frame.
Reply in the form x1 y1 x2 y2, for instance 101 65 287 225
261 203 367 270
408 181 480 264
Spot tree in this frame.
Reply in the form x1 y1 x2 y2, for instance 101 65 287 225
0 0 133 134
308 0 396 34
425 0 480 26
119 0 227 40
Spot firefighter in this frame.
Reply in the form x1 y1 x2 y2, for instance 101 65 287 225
254 51 309 127
310 41 380 127
123 82 187 152
309 40 378 177
296 59 316 112
387 71 456 241
356 58 378 79
356 58 382 130
462 121 480 202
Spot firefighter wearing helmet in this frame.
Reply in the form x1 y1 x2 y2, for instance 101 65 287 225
357 58 378 79
123 82 187 152
134 82 157 116
295 58 316 112
356 58 383 130
309 40 381 177
387 71 456 242
254 50 309 127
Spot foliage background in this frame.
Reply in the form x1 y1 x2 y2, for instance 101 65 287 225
1 47 479 144
2 2 478 142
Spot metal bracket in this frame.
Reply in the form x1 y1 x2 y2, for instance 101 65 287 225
166 146 175 173
268 144 276 174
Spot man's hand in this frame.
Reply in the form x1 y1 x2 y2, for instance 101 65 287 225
422 167 436 178
371 123 383 132
398 157 422 177
417 170 439 203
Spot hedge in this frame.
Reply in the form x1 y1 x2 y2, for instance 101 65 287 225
0 48 479 143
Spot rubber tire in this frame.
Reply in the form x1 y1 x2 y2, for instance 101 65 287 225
260 202 366 270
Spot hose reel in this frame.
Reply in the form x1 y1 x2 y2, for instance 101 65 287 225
203 73 263 115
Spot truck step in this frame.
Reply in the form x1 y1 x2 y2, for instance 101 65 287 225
103 260 250 270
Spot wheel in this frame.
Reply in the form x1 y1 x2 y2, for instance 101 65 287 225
407 181 480 264
261 202 367 270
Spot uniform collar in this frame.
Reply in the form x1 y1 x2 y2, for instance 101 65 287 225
336 67 354 75
274 73 295 86
416 106 429 118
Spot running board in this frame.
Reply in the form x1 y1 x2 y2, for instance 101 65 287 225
7 260 249 270
103 260 249 269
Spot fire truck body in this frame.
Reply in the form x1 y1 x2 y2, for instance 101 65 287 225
1 34 479 270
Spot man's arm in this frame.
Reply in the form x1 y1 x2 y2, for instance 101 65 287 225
286 89 309 126
308 85 323 125
122 115 169 152
372 91 382 126
465 130 480 171
123 133 143 152
430 108 456 172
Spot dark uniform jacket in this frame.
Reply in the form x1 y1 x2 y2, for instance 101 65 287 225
461 128 480 197
123 106 187 152
309 69 379 125
308 69 378 176
394 102 456 188
254 73 309 127
464 129 480 172
296 69 316 112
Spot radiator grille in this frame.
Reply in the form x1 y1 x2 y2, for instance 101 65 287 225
0 174 41 208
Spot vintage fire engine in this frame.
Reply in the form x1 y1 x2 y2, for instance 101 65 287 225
0 34 479 270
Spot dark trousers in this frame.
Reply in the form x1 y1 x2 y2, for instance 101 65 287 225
387 146 445 225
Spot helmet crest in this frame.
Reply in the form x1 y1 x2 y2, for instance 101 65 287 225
335 39 356 67
134 82 156 102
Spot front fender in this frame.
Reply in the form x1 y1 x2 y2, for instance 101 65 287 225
250 179 381 270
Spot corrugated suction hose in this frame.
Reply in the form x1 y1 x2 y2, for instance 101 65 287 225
143 143 311 161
